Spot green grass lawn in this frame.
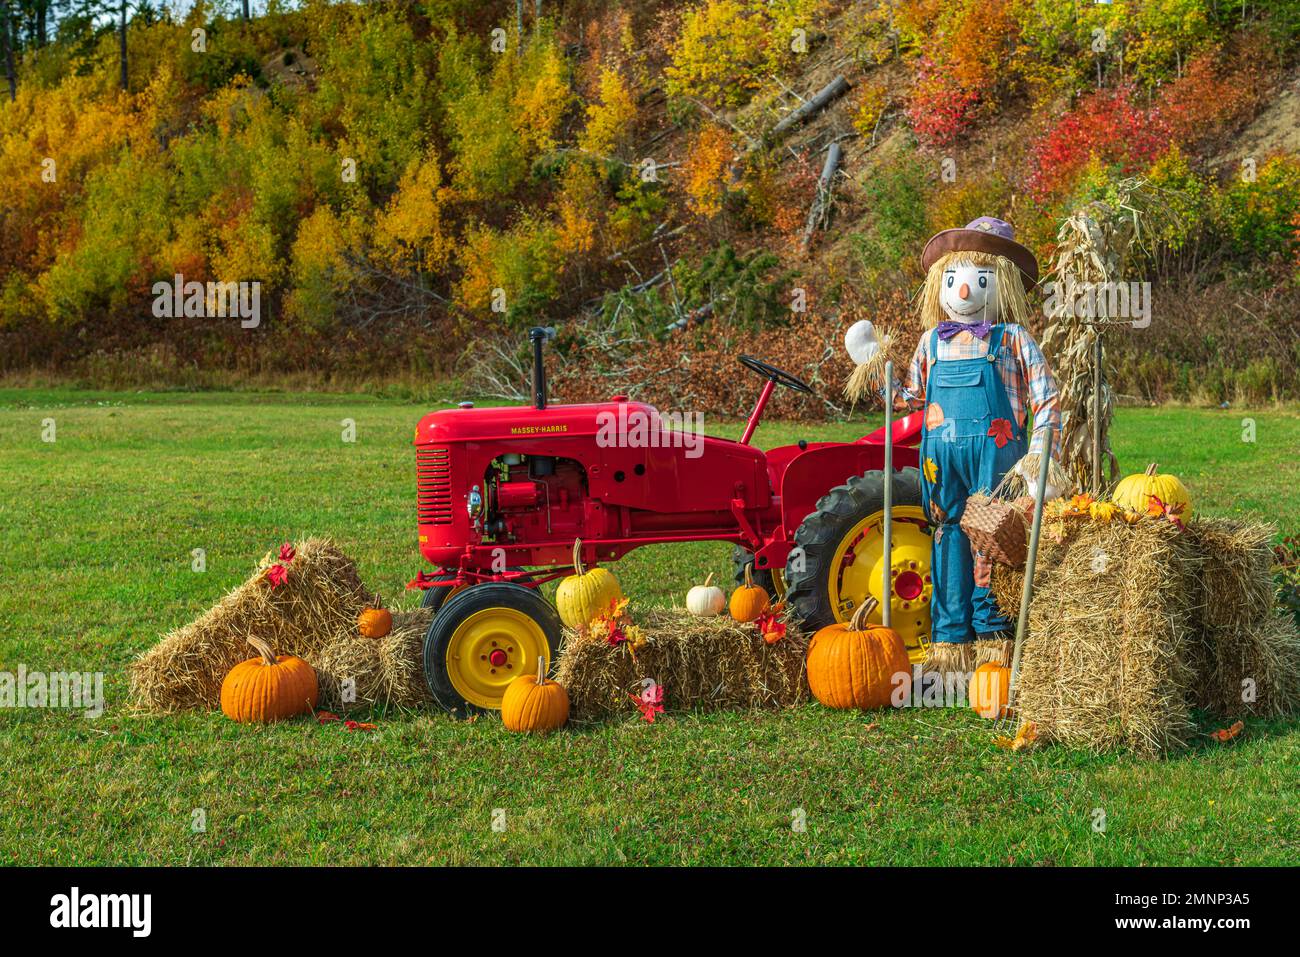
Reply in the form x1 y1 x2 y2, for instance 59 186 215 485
1 389 1297 866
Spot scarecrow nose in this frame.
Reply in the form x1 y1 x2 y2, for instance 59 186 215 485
958 282 971 299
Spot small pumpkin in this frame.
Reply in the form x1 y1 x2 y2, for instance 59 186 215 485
806 597 910 710
220 636 319 723
686 573 726 617
501 656 569 732
358 593 392 639
1111 462 1192 521
556 539 624 630
968 662 1011 720
729 562 770 623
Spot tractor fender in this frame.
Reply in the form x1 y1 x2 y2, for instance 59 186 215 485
778 442 920 538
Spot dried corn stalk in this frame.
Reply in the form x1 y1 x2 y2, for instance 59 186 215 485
1040 179 1173 491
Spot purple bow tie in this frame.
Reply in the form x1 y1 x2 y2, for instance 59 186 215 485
936 319 992 341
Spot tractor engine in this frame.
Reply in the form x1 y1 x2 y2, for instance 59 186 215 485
476 454 590 545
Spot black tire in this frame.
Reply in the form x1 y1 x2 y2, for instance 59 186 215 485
420 568 530 612
732 545 779 597
423 582 561 719
784 467 924 631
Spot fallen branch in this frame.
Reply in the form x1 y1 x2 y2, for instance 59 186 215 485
770 75 850 141
800 141 842 254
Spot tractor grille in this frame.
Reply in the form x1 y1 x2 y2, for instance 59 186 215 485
416 446 453 525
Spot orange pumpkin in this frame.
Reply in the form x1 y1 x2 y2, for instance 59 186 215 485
729 563 770 623
358 593 392 639
220 637 319 723
968 662 1011 720
806 598 910 710
501 656 569 732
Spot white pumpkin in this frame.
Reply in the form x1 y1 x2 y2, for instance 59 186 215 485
686 573 726 617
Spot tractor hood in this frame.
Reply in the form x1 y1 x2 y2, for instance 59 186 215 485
415 400 660 444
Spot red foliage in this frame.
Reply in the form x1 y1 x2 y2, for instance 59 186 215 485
905 57 981 150
1024 84 1171 204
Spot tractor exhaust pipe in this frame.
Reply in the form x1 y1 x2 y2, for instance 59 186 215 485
529 326 555 410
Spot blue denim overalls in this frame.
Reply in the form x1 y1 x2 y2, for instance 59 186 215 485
919 324 1027 646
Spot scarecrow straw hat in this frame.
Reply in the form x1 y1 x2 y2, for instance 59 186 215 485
921 216 1039 291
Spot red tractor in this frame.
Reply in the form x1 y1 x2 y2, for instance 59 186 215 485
413 327 931 715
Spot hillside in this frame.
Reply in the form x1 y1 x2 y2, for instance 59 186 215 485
1 0 1298 410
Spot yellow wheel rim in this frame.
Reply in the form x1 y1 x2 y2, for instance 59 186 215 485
827 506 933 663
772 566 787 600
446 607 550 710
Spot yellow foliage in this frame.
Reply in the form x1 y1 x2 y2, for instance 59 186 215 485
372 151 454 273
579 67 638 157
287 206 365 330
665 0 826 107
850 82 890 138
512 39 574 155
455 217 562 323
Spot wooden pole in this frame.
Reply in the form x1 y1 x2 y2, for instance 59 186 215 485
1008 427 1054 712
1092 328 1103 494
882 361 893 628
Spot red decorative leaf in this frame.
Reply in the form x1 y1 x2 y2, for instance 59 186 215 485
266 563 288 588
988 418 1014 449
629 682 665 723
278 542 296 563
1210 720 1244 743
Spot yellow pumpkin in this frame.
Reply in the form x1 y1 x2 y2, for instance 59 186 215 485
501 656 569 732
806 598 910 710
358 594 392 638
556 538 623 629
220 637 319 723
968 662 1011 720
729 563 770 622
1111 462 1192 520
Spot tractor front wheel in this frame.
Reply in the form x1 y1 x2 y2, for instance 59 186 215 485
423 583 561 718
783 467 933 663
420 568 530 613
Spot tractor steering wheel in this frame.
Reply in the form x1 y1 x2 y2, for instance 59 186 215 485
738 354 814 395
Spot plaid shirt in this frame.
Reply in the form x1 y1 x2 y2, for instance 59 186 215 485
905 323 1061 458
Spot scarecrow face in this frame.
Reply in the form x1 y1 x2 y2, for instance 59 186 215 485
940 260 998 324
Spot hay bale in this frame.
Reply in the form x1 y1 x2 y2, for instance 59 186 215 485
131 538 389 712
554 608 810 721
990 515 1300 755
313 609 433 710
1182 519 1297 716
991 519 1201 756
378 609 435 708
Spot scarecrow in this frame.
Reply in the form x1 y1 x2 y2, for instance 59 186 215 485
847 218 1066 676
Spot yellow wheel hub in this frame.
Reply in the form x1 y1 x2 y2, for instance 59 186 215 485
827 506 933 663
446 607 550 709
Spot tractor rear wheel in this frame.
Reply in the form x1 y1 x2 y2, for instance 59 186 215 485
783 467 933 663
731 546 784 600
423 583 561 718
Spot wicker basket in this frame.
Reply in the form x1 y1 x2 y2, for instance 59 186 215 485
961 494 1031 567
